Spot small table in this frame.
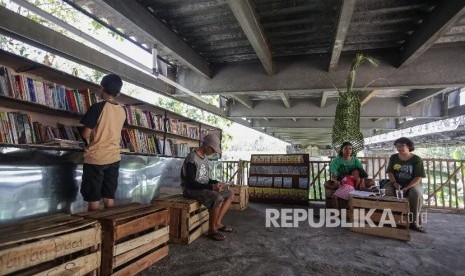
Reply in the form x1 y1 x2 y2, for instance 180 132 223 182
349 195 410 241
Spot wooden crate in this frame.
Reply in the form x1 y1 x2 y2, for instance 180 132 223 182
0 213 101 276
349 196 411 241
152 195 209 244
78 203 169 276
229 186 249 211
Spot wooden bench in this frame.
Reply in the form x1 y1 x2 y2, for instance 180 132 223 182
0 213 101 276
349 196 410 241
152 195 209 244
77 203 169 275
229 185 249 211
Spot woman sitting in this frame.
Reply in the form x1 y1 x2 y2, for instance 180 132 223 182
384 137 426 232
324 141 373 207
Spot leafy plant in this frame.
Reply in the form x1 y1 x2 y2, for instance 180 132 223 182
331 53 379 153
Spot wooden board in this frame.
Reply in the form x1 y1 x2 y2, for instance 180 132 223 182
349 196 411 241
0 213 101 276
230 186 249 211
77 203 169 275
153 195 209 244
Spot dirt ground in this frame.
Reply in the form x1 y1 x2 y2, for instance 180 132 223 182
141 202 465 276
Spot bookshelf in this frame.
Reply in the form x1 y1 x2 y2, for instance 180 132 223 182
248 154 310 205
0 49 221 157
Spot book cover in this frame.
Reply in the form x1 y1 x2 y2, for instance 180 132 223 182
32 122 43 143
15 112 26 144
22 114 34 143
66 89 77 112
7 112 18 144
26 78 36 103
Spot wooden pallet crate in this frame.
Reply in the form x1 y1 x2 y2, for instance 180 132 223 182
229 185 249 211
0 213 101 276
349 196 411 241
152 195 209 244
77 203 169 276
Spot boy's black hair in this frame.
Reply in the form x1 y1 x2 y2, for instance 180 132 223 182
100 74 123 96
353 167 368 178
394 137 415 151
338 141 355 157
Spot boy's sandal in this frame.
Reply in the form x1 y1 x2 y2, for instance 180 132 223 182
207 232 225 241
410 225 426 233
218 225 233 232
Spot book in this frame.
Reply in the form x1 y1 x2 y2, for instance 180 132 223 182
42 138 84 148
15 112 26 144
349 190 377 198
22 113 33 144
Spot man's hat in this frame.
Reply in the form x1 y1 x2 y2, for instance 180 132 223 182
202 134 221 153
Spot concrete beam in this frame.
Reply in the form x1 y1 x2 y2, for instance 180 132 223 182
89 0 212 78
399 0 465 68
279 92 291 108
448 105 465 117
228 0 274 75
0 7 225 116
250 118 397 129
402 88 455 107
178 47 465 94
231 94 254 108
360 90 378 107
320 91 330 108
227 97 443 119
328 0 356 71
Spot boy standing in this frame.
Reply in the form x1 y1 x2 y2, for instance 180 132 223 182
80 74 127 211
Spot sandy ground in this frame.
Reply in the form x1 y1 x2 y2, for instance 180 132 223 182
141 202 465 276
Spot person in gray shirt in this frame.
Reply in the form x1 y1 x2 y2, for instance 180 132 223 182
181 134 234 241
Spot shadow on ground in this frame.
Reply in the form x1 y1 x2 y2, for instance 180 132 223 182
141 202 465 276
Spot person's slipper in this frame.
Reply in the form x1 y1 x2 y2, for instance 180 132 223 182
218 225 233 232
207 232 225 241
410 225 426 233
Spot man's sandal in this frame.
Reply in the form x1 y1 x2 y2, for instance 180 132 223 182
207 232 225 241
218 225 233 232
410 225 426 233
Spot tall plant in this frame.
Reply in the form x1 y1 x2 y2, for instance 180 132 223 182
331 54 379 153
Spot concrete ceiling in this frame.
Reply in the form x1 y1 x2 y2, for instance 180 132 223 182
3 0 465 148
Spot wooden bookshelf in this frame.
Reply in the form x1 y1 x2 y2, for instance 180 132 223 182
248 154 310 205
0 49 221 157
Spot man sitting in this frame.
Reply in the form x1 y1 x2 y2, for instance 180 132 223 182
180 134 234 241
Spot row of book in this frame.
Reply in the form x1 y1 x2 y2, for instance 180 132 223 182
166 118 200 139
248 176 309 189
0 110 194 156
120 129 193 156
158 139 191 157
0 66 100 114
124 105 201 139
0 65 220 155
250 154 306 164
0 66 221 144
124 106 164 131
249 187 309 201
249 165 308 175
0 111 83 146
121 128 160 154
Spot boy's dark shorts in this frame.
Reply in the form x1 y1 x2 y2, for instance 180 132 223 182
80 161 120 202
183 187 233 210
